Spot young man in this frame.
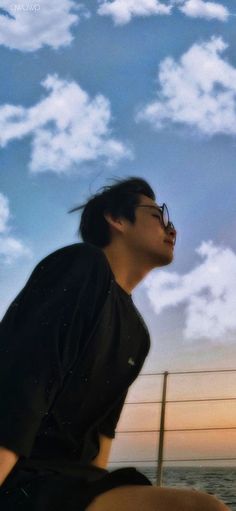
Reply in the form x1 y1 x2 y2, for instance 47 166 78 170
0 177 230 510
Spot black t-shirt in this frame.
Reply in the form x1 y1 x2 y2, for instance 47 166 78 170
0 243 150 487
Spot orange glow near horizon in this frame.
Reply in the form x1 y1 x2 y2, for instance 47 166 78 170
109 371 236 467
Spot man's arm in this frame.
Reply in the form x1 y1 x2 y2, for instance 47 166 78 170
0 446 19 486
90 434 113 469
92 390 129 469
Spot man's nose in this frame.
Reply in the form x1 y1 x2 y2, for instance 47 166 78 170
167 222 177 243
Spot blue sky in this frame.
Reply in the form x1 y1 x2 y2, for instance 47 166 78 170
1 1 236 465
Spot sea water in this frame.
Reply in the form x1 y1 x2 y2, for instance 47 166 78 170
140 466 236 510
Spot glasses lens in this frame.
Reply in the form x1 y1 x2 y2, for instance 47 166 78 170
162 204 169 227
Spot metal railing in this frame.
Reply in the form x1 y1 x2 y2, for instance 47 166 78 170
109 369 236 485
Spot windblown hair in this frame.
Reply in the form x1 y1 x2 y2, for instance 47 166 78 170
68 176 155 248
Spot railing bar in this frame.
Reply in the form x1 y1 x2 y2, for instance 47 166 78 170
164 427 236 431
170 369 236 375
157 370 168 485
163 458 236 463
166 397 236 403
126 397 236 405
115 369 236 480
117 426 236 433
140 369 236 376
109 459 160 465
126 401 162 405
109 457 236 463
116 430 159 434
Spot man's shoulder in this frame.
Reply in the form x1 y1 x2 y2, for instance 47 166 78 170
26 243 112 294
36 242 109 272
55 242 103 257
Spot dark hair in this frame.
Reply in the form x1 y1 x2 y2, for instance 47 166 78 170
68 176 155 247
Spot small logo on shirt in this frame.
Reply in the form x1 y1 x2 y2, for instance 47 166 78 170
128 357 135 366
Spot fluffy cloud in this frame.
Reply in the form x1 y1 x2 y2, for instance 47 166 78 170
0 193 9 234
0 193 32 264
143 241 236 343
178 0 229 21
97 0 229 24
0 74 132 174
137 37 236 136
0 0 89 52
97 0 172 25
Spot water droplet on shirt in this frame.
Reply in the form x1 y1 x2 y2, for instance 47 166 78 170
20 487 29 498
128 357 135 366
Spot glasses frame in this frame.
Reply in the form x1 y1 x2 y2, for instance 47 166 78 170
136 203 175 231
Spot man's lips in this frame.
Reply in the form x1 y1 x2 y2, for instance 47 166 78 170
165 239 175 246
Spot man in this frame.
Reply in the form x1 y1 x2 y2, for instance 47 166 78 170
0 177 230 510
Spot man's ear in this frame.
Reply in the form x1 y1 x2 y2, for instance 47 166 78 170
103 212 124 233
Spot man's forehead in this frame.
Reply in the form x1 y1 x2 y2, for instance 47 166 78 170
138 195 159 207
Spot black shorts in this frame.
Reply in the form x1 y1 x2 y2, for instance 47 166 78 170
0 467 152 510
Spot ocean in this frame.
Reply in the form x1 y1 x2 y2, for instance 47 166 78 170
140 466 236 509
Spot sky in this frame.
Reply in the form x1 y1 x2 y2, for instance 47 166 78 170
0 0 236 468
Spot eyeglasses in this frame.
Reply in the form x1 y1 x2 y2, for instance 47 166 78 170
136 203 175 232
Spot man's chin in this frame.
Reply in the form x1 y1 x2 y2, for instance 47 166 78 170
153 252 174 267
162 255 174 266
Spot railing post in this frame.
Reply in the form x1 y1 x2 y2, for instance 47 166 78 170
156 371 168 486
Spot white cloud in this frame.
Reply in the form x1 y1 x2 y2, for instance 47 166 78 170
0 0 89 52
178 0 229 21
0 192 9 234
137 37 236 136
97 0 229 24
0 74 132 174
97 0 172 25
0 193 32 264
143 241 236 343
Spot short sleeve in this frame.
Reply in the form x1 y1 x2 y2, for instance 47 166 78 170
98 389 128 439
0 243 111 458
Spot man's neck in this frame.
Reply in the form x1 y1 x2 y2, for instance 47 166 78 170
102 243 151 295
